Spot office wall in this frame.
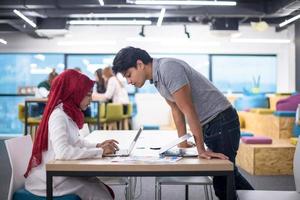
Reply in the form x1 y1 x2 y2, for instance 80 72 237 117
0 24 295 92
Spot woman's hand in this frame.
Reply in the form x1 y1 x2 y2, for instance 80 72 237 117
96 139 119 155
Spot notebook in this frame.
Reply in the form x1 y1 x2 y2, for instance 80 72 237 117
159 133 198 157
105 127 143 157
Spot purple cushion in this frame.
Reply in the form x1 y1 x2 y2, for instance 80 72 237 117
241 136 272 144
276 94 300 111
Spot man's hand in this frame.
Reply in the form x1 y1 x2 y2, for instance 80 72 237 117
178 141 195 148
96 139 119 155
198 149 229 160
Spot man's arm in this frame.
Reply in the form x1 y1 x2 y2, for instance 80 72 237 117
165 98 193 148
172 84 228 160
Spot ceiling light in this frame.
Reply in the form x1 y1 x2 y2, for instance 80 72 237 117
279 14 300 28
0 39 7 44
139 25 145 37
68 20 152 25
231 38 291 44
70 13 155 18
98 0 104 6
132 0 236 6
157 8 166 27
13 9 37 28
57 40 116 46
35 29 68 38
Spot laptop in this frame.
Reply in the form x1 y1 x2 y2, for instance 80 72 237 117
159 133 198 157
105 127 143 157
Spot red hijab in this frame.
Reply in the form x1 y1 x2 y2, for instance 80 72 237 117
25 69 94 177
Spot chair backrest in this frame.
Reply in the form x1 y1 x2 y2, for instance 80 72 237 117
106 103 123 122
294 136 300 192
5 135 33 200
18 104 25 121
99 103 106 119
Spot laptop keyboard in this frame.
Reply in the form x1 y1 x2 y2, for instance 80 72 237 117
115 149 128 155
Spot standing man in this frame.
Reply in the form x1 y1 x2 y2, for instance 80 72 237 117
112 46 253 200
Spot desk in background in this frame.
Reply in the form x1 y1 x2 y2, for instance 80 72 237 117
46 130 234 200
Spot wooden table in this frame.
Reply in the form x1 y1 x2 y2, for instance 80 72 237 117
46 130 234 200
24 98 101 135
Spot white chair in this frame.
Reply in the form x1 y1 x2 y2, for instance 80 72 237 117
5 135 80 200
5 135 33 200
155 176 214 200
237 136 300 200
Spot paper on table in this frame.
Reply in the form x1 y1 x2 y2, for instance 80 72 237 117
111 156 182 163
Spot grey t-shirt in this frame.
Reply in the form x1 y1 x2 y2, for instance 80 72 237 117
152 58 231 125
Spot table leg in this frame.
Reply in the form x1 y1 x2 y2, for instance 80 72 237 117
46 171 53 200
24 101 28 135
226 171 234 200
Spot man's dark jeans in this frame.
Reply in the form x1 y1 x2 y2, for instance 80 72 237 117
203 106 254 200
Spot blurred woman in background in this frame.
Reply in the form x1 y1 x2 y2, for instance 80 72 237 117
92 66 129 104
94 68 106 93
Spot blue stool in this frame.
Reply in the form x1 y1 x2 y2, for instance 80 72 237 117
240 132 254 137
13 188 81 200
293 125 300 137
143 125 160 130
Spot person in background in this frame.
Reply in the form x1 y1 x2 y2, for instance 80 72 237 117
94 68 106 93
92 66 129 104
25 69 119 200
33 69 58 116
112 46 254 200
35 69 58 98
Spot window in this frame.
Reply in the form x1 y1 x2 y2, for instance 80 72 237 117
0 53 64 134
0 54 64 94
211 55 276 93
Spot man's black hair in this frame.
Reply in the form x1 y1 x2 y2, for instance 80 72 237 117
112 46 153 74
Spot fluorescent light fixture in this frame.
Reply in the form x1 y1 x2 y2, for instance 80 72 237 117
99 0 104 6
157 8 166 26
68 20 152 25
126 37 221 46
133 0 236 6
70 13 156 18
279 14 300 27
231 38 291 44
0 38 7 44
35 29 68 37
57 40 116 46
13 9 37 28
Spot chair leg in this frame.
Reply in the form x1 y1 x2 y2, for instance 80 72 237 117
155 181 161 200
208 185 213 200
185 185 189 200
204 185 209 200
125 183 130 200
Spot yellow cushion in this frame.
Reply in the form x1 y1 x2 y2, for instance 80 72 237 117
249 108 274 114
238 115 245 128
290 137 298 145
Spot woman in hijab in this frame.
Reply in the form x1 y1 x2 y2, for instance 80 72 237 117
24 69 118 200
